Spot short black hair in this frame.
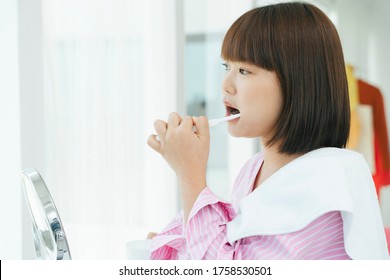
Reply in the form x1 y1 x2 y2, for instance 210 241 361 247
221 2 350 154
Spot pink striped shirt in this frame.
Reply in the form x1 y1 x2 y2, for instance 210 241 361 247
150 152 351 260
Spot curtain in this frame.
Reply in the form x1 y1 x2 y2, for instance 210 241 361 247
42 0 179 259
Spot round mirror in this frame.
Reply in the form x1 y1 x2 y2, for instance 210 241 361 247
21 168 71 260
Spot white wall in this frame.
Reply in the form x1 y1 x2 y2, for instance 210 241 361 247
184 0 253 34
1 0 60 260
18 0 44 259
0 0 23 259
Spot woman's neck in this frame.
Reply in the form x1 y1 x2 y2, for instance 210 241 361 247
254 143 303 189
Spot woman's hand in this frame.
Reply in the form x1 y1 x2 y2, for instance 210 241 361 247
147 112 210 221
147 112 210 182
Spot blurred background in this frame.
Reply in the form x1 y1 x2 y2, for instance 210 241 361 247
1 0 389 259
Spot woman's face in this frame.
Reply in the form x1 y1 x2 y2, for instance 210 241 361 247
222 61 283 140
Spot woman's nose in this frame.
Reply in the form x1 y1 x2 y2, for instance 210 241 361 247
222 72 236 95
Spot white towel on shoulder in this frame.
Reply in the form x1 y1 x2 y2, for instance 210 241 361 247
226 148 389 259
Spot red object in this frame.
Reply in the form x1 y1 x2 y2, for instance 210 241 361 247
358 80 390 199
385 227 390 254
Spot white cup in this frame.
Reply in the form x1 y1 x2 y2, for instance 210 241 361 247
125 239 152 260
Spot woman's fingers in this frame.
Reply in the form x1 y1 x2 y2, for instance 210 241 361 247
148 119 167 152
147 232 157 239
192 116 209 137
148 113 209 155
180 116 194 131
147 134 161 152
168 112 182 128
154 119 167 137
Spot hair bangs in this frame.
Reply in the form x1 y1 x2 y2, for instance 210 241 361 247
221 9 275 70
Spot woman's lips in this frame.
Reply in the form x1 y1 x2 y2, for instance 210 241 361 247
224 100 240 117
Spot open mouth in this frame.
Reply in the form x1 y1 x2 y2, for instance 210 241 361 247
226 105 240 117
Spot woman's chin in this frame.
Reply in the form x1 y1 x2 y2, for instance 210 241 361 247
228 126 260 138
228 126 242 137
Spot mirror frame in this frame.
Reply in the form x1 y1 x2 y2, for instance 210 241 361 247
21 168 71 260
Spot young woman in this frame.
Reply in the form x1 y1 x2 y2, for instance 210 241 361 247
147 2 388 259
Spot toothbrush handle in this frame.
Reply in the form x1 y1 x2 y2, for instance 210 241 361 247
208 119 219 127
157 114 240 139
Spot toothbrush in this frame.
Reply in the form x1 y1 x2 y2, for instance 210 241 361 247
155 113 240 141
208 114 241 127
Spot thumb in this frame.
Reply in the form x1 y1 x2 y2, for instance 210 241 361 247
193 116 209 136
147 232 158 239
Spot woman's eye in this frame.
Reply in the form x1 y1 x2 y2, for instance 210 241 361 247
239 68 250 75
222 63 230 71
